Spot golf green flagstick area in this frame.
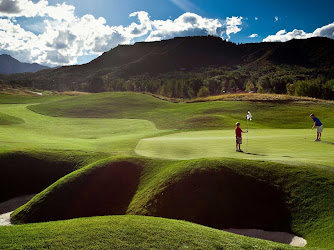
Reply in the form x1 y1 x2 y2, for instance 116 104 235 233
1 92 334 249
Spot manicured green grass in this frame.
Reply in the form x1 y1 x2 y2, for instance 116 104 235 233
11 157 334 249
136 128 334 166
28 92 334 130
0 111 25 125
0 103 166 154
0 93 71 104
0 215 296 249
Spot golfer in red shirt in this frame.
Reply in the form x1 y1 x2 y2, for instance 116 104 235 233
235 122 248 152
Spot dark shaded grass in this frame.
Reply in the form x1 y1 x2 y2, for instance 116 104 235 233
0 150 107 202
146 168 291 231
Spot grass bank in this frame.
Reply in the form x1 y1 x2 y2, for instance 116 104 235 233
0 215 297 249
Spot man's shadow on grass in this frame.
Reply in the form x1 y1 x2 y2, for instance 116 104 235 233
243 152 268 156
243 152 293 158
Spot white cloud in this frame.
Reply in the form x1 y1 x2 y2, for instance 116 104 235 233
125 11 151 37
275 16 279 22
313 22 334 38
255 17 258 21
263 29 312 42
0 0 75 21
146 12 224 42
226 16 243 38
263 22 334 42
44 3 76 22
0 18 38 62
249 33 258 38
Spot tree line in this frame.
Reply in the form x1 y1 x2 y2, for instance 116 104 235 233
85 66 334 100
3 65 334 100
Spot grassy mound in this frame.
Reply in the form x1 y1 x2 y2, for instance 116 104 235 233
28 92 334 129
28 92 171 118
11 157 334 248
11 157 143 223
137 165 291 231
0 215 295 249
0 111 25 125
0 150 105 202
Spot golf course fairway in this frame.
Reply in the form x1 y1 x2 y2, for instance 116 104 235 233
0 103 166 154
0 92 334 249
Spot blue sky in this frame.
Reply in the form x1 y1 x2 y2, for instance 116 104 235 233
1 0 333 66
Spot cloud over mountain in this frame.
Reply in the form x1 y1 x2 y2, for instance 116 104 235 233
263 22 334 42
0 0 246 66
146 12 224 42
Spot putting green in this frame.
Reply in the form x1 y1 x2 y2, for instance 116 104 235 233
135 128 334 166
0 104 166 154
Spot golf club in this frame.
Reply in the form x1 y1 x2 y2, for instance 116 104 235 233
304 128 313 139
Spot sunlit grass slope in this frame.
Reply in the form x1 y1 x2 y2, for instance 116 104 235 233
29 92 334 129
0 215 297 249
0 103 166 154
11 157 334 249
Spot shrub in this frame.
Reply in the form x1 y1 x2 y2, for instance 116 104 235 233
286 83 295 95
294 79 321 98
197 86 210 97
245 80 255 93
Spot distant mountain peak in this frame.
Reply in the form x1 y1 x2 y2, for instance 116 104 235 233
0 54 50 74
